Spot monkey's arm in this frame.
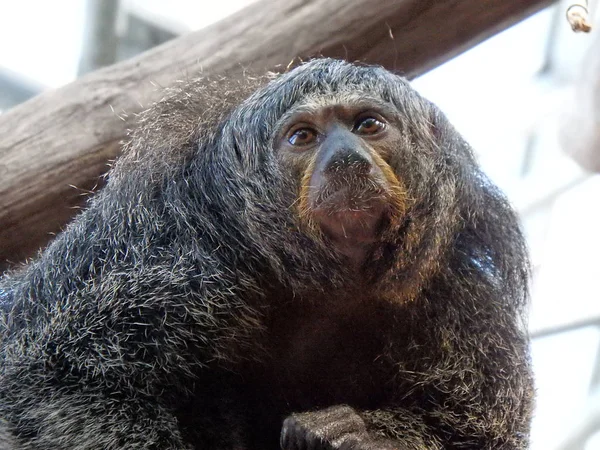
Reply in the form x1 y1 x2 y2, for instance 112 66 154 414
281 405 442 450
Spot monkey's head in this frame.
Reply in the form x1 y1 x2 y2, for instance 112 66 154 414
182 58 485 299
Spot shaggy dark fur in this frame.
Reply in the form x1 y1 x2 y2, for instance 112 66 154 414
0 59 533 449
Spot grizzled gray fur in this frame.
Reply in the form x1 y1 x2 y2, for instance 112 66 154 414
0 59 533 449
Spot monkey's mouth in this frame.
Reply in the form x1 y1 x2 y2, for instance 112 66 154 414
309 182 391 245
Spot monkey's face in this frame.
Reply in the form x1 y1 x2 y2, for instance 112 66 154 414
274 99 407 264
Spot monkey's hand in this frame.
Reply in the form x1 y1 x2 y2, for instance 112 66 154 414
280 405 400 450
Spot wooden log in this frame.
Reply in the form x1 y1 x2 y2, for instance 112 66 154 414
0 0 555 270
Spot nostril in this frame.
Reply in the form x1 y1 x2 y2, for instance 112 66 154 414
325 149 372 175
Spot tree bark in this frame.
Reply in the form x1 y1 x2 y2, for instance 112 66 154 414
0 0 555 270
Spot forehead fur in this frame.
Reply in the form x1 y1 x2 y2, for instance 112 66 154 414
225 59 427 147
281 91 393 112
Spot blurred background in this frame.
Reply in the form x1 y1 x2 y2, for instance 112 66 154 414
1 1 599 448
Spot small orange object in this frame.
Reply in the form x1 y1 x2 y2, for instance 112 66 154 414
567 2 593 32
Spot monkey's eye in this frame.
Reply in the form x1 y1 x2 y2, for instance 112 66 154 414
288 128 317 146
354 117 386 135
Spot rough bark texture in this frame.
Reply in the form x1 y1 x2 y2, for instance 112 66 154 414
0 0 555 269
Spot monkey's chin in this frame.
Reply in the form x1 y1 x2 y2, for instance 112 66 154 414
315 209 382 243
305 181 397 264
312 203 385 264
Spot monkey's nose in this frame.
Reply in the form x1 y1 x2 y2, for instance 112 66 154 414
324 148 372 176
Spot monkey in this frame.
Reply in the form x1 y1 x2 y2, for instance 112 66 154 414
0 59 534 449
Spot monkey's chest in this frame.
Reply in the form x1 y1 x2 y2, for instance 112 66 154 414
258 298 393 410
